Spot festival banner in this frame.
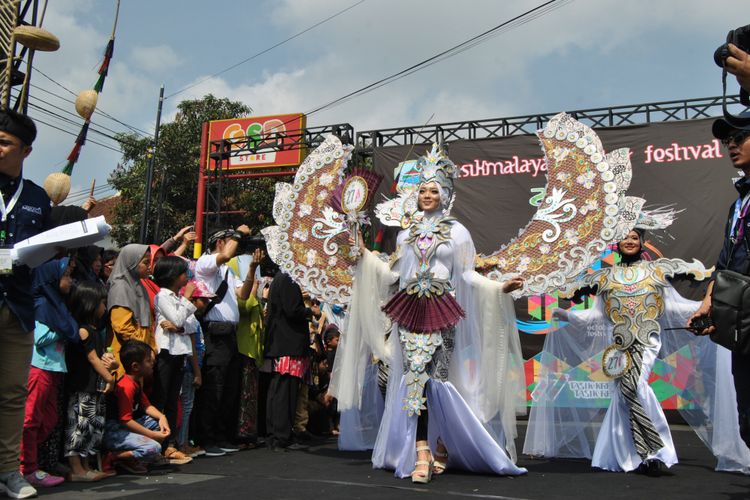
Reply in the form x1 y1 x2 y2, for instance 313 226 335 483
206 113 307 170
372 117 733 408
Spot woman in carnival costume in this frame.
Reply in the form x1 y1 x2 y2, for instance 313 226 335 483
524 227 750 476
342 146 527 483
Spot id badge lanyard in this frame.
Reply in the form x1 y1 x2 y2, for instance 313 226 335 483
0 179 23 244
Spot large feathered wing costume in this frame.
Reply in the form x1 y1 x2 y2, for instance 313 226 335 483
476 113 674 297
262 134 383 305
261 135 358 304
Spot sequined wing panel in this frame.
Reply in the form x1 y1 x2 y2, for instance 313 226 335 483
262 134 357 304
476 113 634 298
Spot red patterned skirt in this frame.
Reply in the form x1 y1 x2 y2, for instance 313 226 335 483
273 356 311 379
382 290 465 333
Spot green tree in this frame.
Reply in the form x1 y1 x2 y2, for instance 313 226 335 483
109 94 287 248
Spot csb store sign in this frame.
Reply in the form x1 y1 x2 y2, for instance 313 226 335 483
206 113 307 170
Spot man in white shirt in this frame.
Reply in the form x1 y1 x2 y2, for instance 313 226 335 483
194 225 255 456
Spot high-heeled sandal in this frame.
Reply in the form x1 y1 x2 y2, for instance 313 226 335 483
411 445 433 484
432 438 448 475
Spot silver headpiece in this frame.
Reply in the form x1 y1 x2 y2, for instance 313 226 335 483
416 144 458 209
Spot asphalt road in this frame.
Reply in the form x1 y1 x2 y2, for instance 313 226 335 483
39 424 750 500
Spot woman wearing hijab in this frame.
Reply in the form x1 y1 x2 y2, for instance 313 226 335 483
108 244 155 377
141 245 166 315
72 246 104 285
20 258 77 488
524 229 750 477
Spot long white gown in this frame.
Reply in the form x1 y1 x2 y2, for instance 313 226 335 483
524 270 750 474
331 217 527 478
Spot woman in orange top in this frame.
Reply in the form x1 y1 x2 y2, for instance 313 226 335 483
107 244 155 376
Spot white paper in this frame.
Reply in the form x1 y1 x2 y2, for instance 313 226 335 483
11 215 111 268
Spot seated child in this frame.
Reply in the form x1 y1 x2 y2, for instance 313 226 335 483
102 340 170 474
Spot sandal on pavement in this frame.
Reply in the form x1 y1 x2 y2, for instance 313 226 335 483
432 438 448 475
164 446 193 465
69 470 102 482
411 445 433 484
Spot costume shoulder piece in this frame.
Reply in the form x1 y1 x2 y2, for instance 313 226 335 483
648 258 713 283
262 135 382 305
475 113 676 298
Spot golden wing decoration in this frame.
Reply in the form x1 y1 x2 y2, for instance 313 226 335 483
262 135 357 304
476 112 637 297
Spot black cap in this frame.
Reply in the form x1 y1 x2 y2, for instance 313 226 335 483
712 109 750 139
0 109 36 145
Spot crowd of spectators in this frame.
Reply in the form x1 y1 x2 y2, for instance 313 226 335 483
10 225 342 497
0 109 341 499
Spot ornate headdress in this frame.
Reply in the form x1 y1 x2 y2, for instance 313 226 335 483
374 143 459 227
416 143 458 210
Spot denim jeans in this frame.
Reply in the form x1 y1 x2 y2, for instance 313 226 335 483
178 368 195 447
102 415 162 460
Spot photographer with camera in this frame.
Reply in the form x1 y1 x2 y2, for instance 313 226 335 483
689 112 750 449
715 25 750 119
726 43 750 93
194 225 253 457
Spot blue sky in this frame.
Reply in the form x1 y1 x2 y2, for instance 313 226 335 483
21 0 747 204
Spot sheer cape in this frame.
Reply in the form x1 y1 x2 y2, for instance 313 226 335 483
523 286 750 474
330 221 526 466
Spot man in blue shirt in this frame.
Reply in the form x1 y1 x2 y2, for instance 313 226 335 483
0 110 51 499
690 111 750 452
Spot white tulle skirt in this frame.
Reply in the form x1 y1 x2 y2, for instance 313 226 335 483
591 338 677 472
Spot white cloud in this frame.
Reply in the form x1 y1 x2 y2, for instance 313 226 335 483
18 0 750 206
129 44 183 73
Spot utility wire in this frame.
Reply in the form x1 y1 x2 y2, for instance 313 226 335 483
66 181 115 197
30 115 122 153
26 90 130 137
23 100 126 148
11 87 141 150
304 0 570 117
165 0 366 100
66 185 117 202
205 0 570 144
30 70 153 137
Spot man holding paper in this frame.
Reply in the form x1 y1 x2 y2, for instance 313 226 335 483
0 110 51 499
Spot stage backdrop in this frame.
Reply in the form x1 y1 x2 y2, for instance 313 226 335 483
372 117 735 409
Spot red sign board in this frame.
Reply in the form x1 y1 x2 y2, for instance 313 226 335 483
206 113 307 170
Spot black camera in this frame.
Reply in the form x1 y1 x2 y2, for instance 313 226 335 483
239 234 266 255
715 24 750 123
714 24 750 68
691 315 714 332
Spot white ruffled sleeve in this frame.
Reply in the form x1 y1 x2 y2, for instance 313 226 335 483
448 223 526 461
329 248 398 410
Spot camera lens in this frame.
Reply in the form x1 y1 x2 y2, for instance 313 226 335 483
714 44 729 67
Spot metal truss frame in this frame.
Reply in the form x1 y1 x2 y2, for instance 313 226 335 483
356 95 743 150
202 123 353 234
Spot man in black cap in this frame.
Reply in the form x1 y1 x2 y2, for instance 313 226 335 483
194 225 253 457
689 111 750 451
0 109 51 499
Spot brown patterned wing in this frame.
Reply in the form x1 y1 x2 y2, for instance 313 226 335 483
263 135 357 304
476 113 632 297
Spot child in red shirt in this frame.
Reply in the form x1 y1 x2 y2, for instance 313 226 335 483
102 341 170 473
